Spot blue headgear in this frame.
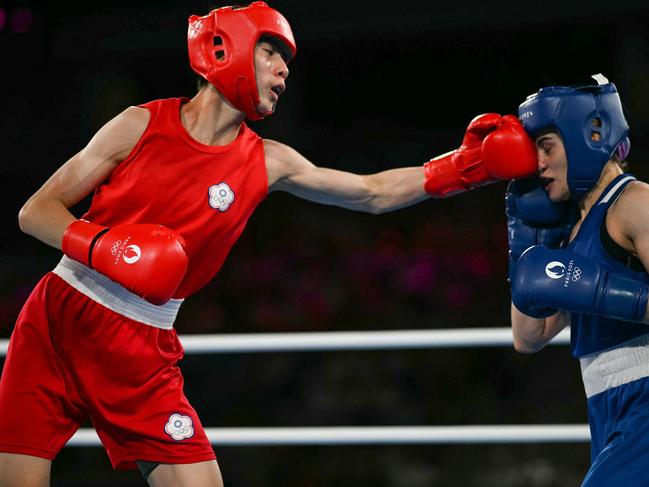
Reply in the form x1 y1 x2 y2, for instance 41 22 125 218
518 75 630 200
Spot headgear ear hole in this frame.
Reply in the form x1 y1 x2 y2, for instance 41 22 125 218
213 36 223 46
591 131 602 142
592 117 602 128
214 50 225 61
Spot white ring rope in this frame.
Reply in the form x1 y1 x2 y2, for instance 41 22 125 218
2 327 580 446
67 425 590 447
0 326 567 356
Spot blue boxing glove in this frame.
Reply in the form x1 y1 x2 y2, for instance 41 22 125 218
512 245 649 322
506 178 577 283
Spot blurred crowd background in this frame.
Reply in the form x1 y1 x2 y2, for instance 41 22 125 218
2 0 649 485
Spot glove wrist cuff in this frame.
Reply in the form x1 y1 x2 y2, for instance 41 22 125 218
424 152 466 198
599 273 649 322
62 219 107 268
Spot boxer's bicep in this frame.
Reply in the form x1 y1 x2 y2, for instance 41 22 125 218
18 106 150 249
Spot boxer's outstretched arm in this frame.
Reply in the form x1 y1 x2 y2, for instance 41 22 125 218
18 107 149 248
265 114 536 213
265 138 428 213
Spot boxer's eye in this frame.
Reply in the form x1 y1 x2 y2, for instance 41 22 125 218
540 143 552 155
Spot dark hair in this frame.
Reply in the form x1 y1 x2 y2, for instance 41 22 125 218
258 35 293 62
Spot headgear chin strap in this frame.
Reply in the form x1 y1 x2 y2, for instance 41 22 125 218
187 2 296 121
518 74 630 200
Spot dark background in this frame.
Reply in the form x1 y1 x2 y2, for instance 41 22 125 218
2 0 649 485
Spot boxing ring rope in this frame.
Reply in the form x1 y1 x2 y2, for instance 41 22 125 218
68 425 589 447
177 327 571 353
1 327 587 446
0 326 570 355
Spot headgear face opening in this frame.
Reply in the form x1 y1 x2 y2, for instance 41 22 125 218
187 2 296 121
518 77 630 200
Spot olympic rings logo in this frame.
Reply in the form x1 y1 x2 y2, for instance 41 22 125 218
571 267 582 282
111 240 123 255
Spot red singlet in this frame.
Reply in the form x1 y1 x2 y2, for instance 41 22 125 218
84 97 268 297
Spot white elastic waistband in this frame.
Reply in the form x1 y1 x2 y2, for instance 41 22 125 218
52 256 183 329
580 334 649 398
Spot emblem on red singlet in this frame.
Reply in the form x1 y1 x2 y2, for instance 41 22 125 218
208 182 235 211
164 413 195 441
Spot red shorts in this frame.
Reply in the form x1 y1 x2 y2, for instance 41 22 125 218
0 271 215 469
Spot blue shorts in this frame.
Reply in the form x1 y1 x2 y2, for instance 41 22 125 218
582 376 649 486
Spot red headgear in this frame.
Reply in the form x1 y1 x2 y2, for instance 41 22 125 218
187 2 296 121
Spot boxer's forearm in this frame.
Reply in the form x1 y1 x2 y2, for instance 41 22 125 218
19 196 76 250
511 302 569 353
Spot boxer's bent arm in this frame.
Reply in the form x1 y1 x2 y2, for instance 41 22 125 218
511 304 569 353
611 181 649 322
18 106 150 249
264 139 428 214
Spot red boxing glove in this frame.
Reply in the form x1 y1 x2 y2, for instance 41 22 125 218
62 220 188 305
424 114 537 198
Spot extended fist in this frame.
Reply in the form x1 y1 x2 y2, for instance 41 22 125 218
424 114 537 198
62 220 188 305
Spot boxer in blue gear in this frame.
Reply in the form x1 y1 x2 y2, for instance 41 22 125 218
505 177 577 283
507 74 649 487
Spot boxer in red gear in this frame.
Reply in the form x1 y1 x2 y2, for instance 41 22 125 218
0 3 536 487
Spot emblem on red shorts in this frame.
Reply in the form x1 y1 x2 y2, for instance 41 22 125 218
164 413 194 441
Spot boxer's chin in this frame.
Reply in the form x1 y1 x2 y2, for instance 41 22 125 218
256 101 276 117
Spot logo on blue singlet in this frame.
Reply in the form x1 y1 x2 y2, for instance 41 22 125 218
208 182 235 212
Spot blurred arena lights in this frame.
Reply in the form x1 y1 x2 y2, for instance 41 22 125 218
0 8 6 31
10 7 32 33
